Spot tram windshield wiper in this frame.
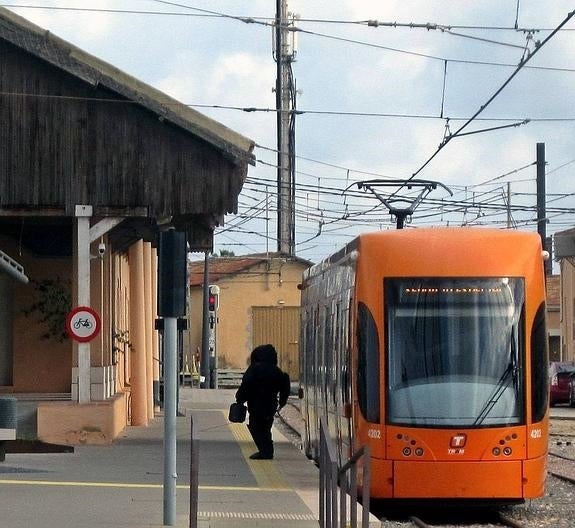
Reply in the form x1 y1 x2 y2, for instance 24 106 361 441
473 336 518 427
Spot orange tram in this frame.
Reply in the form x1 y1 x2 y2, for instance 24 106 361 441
299 228 549 501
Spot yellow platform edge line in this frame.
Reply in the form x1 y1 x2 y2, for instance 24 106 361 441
0 479 289 492
225 411 288 490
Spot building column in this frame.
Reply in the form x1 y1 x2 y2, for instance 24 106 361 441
143 242 154 420
129 240 148 426
152 249 160 410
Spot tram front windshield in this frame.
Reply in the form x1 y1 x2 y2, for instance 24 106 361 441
386 278 524 427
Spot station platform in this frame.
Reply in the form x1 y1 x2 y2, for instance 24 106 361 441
0 388 323 528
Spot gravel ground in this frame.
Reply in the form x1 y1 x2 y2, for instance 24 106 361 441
276 399 575 527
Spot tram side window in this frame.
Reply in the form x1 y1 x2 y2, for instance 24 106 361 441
531 302 548 423
357 302 380 423
341 299 352 407
324 304 333 406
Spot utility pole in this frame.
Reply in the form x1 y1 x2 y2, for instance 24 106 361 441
536 142 551 275
507 182 512 228
274 0 297 255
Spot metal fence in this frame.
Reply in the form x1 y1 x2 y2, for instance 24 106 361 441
319 417 371 528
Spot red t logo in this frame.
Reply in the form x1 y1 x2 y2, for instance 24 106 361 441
450 434 467 448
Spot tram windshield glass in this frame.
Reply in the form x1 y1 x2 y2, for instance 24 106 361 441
386 277 524 427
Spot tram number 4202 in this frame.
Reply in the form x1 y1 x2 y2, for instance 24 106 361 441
530 428 542 439
367 429 381 439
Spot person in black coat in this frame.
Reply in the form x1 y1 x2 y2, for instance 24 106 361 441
235 344 290 460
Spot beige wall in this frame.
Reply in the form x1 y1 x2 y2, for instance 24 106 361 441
0 235 72 393
37 392 127 445
547 310 560 331
188 259 308 370
560 259 575 362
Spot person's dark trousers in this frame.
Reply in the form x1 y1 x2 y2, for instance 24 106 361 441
248 415 275 457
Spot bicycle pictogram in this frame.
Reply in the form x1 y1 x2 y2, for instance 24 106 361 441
73 318 93 330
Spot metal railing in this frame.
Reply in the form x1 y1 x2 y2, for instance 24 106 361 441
319 417 371 528
189 415 199 528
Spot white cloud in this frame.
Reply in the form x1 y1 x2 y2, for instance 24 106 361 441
204 53 276 106
156 51 276 144
9 0 119 43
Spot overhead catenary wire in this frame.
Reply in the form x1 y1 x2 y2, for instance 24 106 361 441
290 25 575 73
236 172 575 235
2 90 575 122
247 156 575 212
409 9 575 180
277 165 563 235
5 3 575 75
3 3 575 34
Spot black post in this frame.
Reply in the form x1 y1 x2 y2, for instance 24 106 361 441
200 252 211 389
536 143 551 274
158 229 187 526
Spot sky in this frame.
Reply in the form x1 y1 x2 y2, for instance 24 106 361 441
4 1 575 264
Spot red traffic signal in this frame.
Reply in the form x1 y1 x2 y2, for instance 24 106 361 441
208 294 217 312
208 285 220 312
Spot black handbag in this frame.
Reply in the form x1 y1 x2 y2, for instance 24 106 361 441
228 402 247 423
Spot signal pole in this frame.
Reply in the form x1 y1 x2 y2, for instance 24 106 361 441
275 0 297 255
536 142 551 275
200 252 210 389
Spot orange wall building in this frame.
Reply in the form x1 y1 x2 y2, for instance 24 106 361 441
188 254 311 381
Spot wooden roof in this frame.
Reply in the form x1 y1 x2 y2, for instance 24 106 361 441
0 8 254 251
0 8 254 165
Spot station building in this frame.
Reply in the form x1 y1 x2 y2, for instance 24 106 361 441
0 8 253 444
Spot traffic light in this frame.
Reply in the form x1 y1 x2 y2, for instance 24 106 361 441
157 230 187 317
208 285 220 312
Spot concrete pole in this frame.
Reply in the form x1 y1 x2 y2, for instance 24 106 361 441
276 0 295 255
129 240 148 426
75 205 92 404
163 315 178 526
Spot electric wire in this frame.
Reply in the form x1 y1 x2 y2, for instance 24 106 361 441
4 3 575 33
292 25 575 73
2 91 575 123
410 9 575 179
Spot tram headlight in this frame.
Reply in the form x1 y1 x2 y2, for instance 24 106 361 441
492 447 501 456
503 447 512 456
402 447 412 457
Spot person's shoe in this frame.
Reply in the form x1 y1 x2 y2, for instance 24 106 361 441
249 452 273 460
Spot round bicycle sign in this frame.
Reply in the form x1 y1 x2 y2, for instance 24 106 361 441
65 306 101 343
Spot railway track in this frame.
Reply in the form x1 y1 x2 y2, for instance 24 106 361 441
405 511 527 528
548 450 575 484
